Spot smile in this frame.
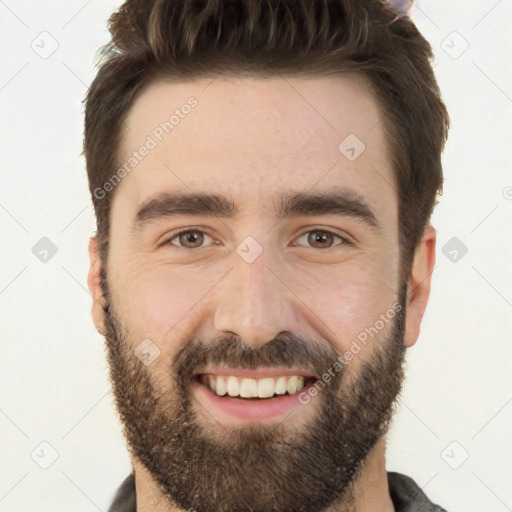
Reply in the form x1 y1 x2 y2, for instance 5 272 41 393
198 373 311 399
193 368 318 422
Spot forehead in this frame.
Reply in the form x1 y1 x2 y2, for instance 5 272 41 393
114 74 396 221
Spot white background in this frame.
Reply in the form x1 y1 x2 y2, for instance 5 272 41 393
0 1 511 511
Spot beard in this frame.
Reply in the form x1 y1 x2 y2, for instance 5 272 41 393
101 274 407 512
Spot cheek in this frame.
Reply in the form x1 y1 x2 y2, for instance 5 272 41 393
138 276 195 329
318 280 394 344
115 261 224 337
108 263 218 375
293 258 399 355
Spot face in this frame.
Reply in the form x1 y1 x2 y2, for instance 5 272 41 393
89 74 433 511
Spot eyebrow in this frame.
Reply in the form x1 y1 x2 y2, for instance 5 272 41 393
133 189 380 231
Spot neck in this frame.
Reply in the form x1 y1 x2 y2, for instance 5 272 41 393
343 437 395 512
133 436 394 512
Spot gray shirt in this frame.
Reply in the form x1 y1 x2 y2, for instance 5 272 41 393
107 471 448 511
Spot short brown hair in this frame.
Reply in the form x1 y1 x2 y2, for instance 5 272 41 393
83 0 450 274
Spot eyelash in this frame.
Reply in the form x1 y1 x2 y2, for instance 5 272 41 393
162 228 352 250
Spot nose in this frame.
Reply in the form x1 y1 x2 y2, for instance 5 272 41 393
213 246 299 349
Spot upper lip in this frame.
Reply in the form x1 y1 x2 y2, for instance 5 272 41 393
195 367 318 380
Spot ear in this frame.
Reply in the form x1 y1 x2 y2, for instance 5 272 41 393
403 225 436 348
87 236 107 336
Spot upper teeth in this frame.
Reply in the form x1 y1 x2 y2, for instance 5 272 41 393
202 375 306 398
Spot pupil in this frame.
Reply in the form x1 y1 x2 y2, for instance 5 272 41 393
182 231 202 247
311 231 331 247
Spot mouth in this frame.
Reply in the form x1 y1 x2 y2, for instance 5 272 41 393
192 369 319 422
197 373 316 399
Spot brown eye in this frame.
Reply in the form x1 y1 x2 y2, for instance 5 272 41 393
167 230 214 249
308 231 334 248
295 230 348 249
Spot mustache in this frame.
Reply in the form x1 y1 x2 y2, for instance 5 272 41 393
172 332 342 384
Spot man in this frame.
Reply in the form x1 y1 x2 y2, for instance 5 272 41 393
83 0 450 510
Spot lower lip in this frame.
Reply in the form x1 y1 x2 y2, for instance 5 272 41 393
192 379 316 421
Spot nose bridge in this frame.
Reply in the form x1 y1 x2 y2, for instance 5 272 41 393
213 243 297 348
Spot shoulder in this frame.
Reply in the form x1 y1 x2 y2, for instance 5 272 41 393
107 473 136 512
388 471 449 512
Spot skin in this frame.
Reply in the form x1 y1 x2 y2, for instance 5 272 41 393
87 74 436 511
